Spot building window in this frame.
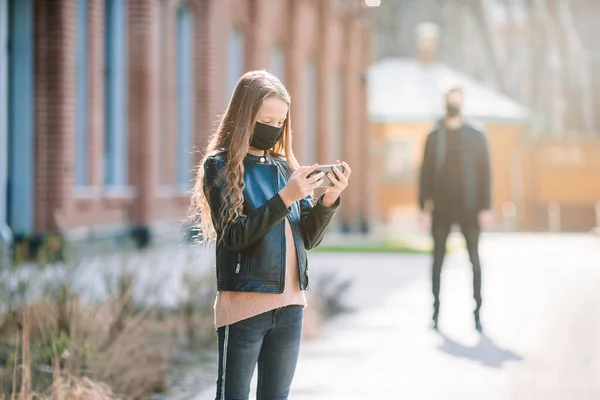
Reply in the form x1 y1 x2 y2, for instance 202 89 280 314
177 3 194 190
269 46 285 83
8 0 35 235
75 0 88 187
104 0 127 188
227 26 244 100
302 60 317 164
0 0 9 229
385 139 414 184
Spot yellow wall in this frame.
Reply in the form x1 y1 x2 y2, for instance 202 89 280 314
485 124 523 210
371 121 526 221
370 123 429 220
520 138 600 230
370 123 600 230
525 139 600 204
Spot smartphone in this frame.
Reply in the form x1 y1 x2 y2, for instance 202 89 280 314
308 164 346 187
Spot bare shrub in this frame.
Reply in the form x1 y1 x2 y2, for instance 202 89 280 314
1 267 173 399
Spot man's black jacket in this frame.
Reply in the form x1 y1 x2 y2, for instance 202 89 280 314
419 121 491 213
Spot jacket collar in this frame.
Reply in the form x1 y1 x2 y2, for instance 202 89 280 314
214 149 279 165
244 151 272 165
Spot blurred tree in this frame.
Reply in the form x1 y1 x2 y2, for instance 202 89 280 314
555 0 595 134
465 0 506 92
371 0 600 135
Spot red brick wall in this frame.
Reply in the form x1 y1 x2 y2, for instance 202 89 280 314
158 0 177 189
69 0 134 229
33 0 372 237
35 0 77 232
128 0 161 225
340 18 364 228
316 0 334 164
359 20 372 229
87 0 104 190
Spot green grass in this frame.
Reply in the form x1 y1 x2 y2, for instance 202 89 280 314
314 242 429 254
313 236 465 254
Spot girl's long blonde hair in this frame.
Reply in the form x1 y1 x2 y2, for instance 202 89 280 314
190 70 300 244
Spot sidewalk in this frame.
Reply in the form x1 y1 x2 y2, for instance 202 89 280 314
193 233 600 399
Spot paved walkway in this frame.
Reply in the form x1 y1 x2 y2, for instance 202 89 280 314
193 233 600 400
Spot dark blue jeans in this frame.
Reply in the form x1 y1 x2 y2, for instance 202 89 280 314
215 305 303 400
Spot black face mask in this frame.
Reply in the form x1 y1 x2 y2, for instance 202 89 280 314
446 104 461 117
250 122 283 150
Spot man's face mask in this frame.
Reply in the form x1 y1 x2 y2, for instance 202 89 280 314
446 104 461 117
250 122 283 150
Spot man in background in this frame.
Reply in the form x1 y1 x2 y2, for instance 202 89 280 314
418 86 492 333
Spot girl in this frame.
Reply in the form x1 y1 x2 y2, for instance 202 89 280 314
191 70 351 400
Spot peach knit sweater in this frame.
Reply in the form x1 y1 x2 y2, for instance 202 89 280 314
214 218 307 328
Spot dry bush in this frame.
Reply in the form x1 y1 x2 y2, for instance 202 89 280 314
68 300 172 398
1 282 173 400
302 293 324 340
179 271 217 350
301 270 354 339
1 242 222 399
310 271 353 319
48 376 119 400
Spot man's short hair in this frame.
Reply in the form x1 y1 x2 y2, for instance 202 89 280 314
444 86 464 99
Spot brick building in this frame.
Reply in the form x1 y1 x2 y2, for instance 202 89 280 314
0 0 372 250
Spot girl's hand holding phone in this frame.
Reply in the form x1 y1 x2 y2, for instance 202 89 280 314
322 161 351 207
279 164 324 208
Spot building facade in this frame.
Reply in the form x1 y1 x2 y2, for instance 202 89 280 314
0 0 372 251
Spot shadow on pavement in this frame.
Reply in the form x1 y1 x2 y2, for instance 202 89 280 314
437 332 523 368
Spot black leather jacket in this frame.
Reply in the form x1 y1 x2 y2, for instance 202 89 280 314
203 151 341 293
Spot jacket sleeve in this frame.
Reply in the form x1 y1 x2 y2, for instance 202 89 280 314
477 131 492 210
419 132 436 210
203 156 291 253
298 194 341 251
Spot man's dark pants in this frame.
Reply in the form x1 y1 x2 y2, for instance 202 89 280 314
431 210 482 316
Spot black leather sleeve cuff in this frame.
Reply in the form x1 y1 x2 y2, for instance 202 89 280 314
315 194 342 210
270 192 293 216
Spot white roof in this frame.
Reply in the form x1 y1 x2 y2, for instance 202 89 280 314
367 58 532 123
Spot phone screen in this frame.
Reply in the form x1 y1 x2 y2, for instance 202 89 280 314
308 164 345 187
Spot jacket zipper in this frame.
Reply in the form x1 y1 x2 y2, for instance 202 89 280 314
235 253 241 274
281 219 286 292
